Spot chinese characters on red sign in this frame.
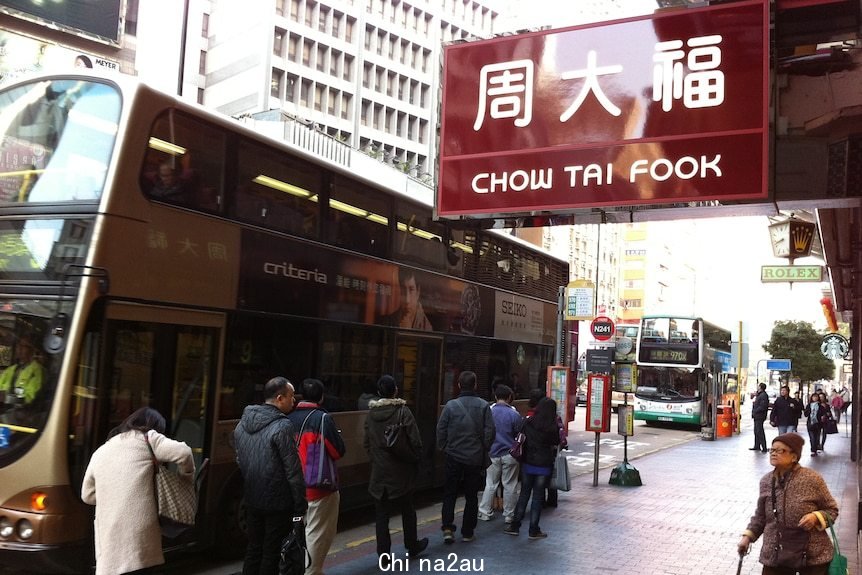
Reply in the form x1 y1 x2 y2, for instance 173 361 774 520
437 0 768 217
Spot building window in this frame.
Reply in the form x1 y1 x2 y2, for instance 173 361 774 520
199 51 206 75
273 28 285 57
276 0 285 16
271 69 284 98
365 27 373 50
286 73 299 102
330 50 339 76
201 13 209 37
345 17 354 42
332 12 342 38
319 7 328 33
314 84 323 111
288 34 299 61
419 119 427 143
302 40 313 66
343 55 353 81
361 101 370 126
341 94 350 120
328 89 336 115
300 79 311 106
305 1 315 26
290 0 299 20
316 45 326 72
197 88 204 105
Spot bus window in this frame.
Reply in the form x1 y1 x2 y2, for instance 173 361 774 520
327 176 390 257
142 110 225 212
394 201 447 271
0 80 120 203
233 139 320 239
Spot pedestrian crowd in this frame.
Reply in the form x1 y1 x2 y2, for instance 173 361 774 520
79 368 572 575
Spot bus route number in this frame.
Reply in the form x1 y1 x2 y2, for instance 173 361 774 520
590 316 615 342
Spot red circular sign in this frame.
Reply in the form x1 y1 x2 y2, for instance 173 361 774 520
590 316 615 341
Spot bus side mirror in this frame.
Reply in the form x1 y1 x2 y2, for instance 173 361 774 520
44 313 68 354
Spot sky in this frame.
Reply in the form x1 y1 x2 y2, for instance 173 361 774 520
495 0 659 31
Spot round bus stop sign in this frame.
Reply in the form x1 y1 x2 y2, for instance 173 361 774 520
590 316 615 341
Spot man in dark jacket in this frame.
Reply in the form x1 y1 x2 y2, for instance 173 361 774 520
750 383 769 453
364 374 427 562
436 370 495 544
285 378 346 575
769 386 796 434
234 377 307 575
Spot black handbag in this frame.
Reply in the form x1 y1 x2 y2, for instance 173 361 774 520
771 476 810 569
280 517 311 575
383 406 419 462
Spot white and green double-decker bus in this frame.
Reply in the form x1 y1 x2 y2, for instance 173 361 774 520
633 315 732 426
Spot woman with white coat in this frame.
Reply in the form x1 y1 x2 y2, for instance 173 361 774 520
82 407 195 575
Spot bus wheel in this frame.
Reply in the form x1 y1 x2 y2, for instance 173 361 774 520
215 474 247 557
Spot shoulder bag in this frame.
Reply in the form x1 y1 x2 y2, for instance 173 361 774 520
508 416 529 462
298 410 338 490
280 516 311 575
771 475 810 570
144 433 199 538
828 516 848 575
383 405 420 462
550 445 570 492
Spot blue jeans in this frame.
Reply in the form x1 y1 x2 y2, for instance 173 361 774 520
440 456 484 538
511 469 549 536
243 505 293 575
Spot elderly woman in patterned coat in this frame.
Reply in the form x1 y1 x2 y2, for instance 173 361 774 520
82 407 194 575
737 433 838 574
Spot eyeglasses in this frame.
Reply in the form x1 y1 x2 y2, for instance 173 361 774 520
768 448 789 455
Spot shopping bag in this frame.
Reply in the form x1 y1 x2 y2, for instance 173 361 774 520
280 517 311 575
828 519 848 575
550 448 570 492
824 419 839 435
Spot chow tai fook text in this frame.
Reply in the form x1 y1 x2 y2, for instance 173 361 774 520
437 0 768 217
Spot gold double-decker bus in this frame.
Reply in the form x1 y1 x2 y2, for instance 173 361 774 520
0 73 567 573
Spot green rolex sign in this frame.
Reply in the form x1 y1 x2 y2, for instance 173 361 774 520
760 265 823 282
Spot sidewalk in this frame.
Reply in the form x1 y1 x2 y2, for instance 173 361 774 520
321 422 859 575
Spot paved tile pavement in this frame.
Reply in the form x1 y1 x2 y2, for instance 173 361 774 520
321 424 859 575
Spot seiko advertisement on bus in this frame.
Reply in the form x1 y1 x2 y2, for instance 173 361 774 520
238 230 556 345
437 0 768 217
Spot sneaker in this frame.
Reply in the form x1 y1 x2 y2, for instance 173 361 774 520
504 517 514 524
462 534 475 542
528 531 548 540
503 525 519 536
407 537 429 558
477 513 492 521
443 529 455 545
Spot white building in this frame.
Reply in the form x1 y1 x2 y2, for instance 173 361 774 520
179 0 499 178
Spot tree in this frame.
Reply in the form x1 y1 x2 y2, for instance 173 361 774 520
762 320 834 385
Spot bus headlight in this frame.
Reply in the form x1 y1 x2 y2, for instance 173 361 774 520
16 519 33 539
0 517 12 538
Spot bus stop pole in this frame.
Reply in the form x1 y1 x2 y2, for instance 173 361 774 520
593 432 600 487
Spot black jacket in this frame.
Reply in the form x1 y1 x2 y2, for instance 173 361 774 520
522 417 560 468
752 390 769 421
234 403 307 514
364 397 423 499
436 391 495 466
769 396 796 427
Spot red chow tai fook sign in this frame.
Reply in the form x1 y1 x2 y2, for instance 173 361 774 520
436 0 769 218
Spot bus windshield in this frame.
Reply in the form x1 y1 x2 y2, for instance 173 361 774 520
635 366 700 400
0 301 70 466
0 79 120 203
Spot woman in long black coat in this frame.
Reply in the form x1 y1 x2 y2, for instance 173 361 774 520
364 375 428 560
